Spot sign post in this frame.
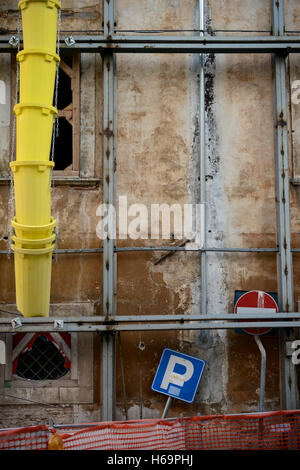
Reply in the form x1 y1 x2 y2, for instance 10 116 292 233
161 396 173 419
151 348 206 418
234 290 279 412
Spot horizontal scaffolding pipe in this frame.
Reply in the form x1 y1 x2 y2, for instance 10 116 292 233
0 320 300 333
0 313 299 322
4 34 300 44
3 246 300 255
1 313 300 333
41 42 300 54
0 247 284 255
2 34 300 54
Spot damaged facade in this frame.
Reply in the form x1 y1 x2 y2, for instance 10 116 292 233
0 0 299 427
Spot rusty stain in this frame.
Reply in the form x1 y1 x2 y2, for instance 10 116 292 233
278 112 287 127
103 128 114 138
285 302 289 312
105 326 114 331
104 320 117 327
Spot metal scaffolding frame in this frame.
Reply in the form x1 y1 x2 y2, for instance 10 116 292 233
0 0 299 419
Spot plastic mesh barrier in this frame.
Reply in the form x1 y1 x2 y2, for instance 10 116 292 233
60 420 186 450
0 411 300 450
0 425 49 450
184 411 300 450
58 411 300 450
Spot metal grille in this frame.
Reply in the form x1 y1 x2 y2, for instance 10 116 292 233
14 335 69 381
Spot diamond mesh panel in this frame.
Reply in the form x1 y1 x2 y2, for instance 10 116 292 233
15 334 69 380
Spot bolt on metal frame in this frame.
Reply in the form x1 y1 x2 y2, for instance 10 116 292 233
0 0 299 419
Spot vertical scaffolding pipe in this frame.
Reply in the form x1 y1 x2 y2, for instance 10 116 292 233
272 0 297 409
102 0 116 421
254 335 266 412
199 0 206 315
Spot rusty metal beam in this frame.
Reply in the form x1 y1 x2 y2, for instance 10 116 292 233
3 34 300 54
101 0 116 423
272 0 298 410
0 315 300 333
199 0 207 316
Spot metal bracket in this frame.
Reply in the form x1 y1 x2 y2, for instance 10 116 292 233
11 317 22 329
8 36 19 47
54 319 64 329
285 341 295 357
64 36 76 47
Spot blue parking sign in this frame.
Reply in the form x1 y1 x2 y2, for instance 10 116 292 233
151 348 206 404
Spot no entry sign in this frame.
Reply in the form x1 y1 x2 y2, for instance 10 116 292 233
234 290 279 335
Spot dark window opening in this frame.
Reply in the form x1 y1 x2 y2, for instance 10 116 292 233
14 334 70 381
53 117 73 171
52 54 74 171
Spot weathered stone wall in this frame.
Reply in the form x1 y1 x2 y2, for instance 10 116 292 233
0 0 299 428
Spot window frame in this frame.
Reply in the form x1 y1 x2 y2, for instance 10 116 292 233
10 53 81 177
53 53 81 176
4 332 78 387
9 52 101 184
0 303 94 405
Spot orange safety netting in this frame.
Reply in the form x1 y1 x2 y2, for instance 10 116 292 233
1 410 300 450
0 425 49 450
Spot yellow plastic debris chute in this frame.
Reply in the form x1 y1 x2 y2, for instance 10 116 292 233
11 0 61 317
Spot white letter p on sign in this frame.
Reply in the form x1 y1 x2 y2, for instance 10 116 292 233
160 355 194 390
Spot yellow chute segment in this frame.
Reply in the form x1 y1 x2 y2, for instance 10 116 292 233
11 0 61 316
17 49 60 104
12 243 55 317
18 0 61 53
10 161 54 226
12 233 56 249
12 217 56 240
14 103 57 161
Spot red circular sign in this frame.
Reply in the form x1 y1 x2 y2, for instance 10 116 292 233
234 290 278 335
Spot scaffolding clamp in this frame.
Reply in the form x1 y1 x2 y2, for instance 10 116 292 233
8 36 19 47
285 341 295 357
64 36 76 47
11 317 22 329
54 319 64 329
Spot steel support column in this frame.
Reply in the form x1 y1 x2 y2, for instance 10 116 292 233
272 0 298 409
199 0 206 316
101 0 116 422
